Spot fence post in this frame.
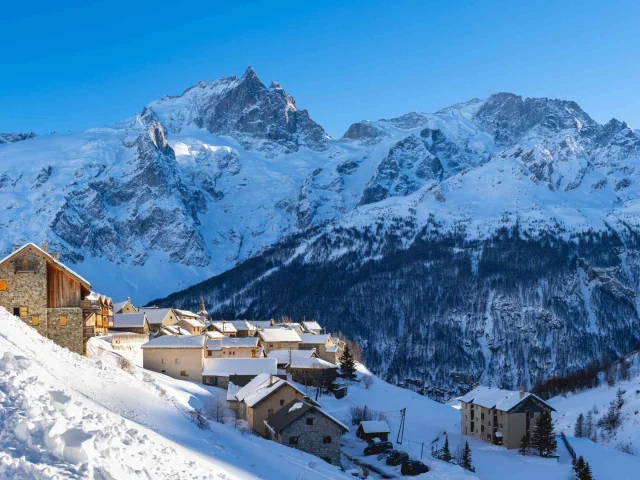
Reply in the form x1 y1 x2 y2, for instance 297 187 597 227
421 442 424 458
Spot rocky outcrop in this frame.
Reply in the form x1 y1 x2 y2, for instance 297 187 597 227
0 132 37 144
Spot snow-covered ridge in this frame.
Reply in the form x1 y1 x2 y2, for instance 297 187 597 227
0 69 639 303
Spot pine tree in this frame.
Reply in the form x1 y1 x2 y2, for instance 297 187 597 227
574 413 584 438
582 462 593 480
518 434 528 456
531 410 557 457
573 456 586 479
441 435 452 462
460 441 473 471
339 343 356 378
584 411 594 440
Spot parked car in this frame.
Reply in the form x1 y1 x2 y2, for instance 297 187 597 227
401 460 429 476
378 449 401 460
364 441 393 456
386 451 409 466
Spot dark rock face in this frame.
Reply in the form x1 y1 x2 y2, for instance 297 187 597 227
51 124 209 266
342 121 388 144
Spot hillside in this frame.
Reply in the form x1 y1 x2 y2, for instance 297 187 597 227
0 308 350 479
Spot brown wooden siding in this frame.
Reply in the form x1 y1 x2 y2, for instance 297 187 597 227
47 264 82 308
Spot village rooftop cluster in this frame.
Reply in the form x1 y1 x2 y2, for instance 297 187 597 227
0 242 571 474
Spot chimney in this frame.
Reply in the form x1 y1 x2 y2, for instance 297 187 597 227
51 252 60 261
269 375 274 386
517 386 525 399
40 241 48 252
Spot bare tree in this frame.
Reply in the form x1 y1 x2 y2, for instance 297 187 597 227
117 356 134 373
363 375 375 390
188 408 209 429
205 394 228 423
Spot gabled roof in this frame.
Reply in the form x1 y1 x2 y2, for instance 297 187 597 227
265 400 349 434
258 329 302 343
0 243 91 289
175 309 200 319
358 420 390 434
234 374 307 408
112 313 148 329
246 320 273 329
266 349 317 365
302 321 322 332
179 317 205 328
139 307 175 325
203 330 225 340
142 335 204 349
289 356 338 369
207 336 259 351
113 300 129 313
225 320 256 332
158 325 191 336
208 321 238 333
299 333 331 345
202 358 277 377
459 386 556 412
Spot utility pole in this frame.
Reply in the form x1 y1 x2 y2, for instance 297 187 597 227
363 405 368 421
397 408 406 444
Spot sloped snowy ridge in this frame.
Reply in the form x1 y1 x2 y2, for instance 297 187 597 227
0 308 349 479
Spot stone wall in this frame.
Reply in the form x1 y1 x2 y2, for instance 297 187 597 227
280 410 343 465
0 247 49 338
47 307 84 355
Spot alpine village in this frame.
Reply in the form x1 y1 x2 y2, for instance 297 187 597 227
0 241 602 479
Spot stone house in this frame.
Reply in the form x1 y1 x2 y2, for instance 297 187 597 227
112 312 150 335
288 356 339 386
202 358 277 388
0 242 95 355
265 400 349 465
141 335 205 383
234 373 309 437
177 317 204 335
258 328 302 353
113 297 137 314
356 420 390 443
206 321 238 337
299 334 340 364
459 385 556 449
138 307 178 332
206 336 261 358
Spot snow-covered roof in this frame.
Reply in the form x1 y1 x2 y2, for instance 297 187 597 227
226 382 241 402
203 330 225 340
302 321 322 332
299 333 331 345
265 400 349 434
202 358 277 377
175 309 200 319
258 329 302 343
459 386 555 412
209 321 238 333
234 373 307 408
0 243 91 289
179 317 205 328
358 420 390 434
138 308 174 325
225 320 256 332
142 335 204 349
207 337 259 351
112 313 147 329
113 300 128 313
289 356 338 369
266 349 317 365
159 325 191 336
246 320 273 328
326 345 338 353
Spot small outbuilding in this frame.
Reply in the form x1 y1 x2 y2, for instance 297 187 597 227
356 420 391 443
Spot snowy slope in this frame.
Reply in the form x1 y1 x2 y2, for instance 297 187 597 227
0 308 350 479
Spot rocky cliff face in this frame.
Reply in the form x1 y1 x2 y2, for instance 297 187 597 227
3 72 640 400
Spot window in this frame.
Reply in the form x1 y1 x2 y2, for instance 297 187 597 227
323 436 332 444
280 399 285 406
268 409 274 417
306 417 314 426
487 434 491 441
31 315 39 326
175 358 180 364
500 423 503 428
161 370 166 373
161 358 166 364
13 307 20 317
207 351 212 357
59 315 67 326
481 425 485 433
0 280 6 291
289 436 299 445
180 371 188 377
481 412 484 420
18 306 28 319
488 421 491 426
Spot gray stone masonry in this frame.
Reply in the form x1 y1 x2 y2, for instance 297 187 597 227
280 409 343 466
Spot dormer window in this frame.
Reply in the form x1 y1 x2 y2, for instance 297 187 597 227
15 258 34 273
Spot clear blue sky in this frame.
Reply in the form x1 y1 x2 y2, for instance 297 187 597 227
2 0 639 137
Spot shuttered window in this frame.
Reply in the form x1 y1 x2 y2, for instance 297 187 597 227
59 315 68 326
0 280 6 291
31 315 39 326
19 306 28 318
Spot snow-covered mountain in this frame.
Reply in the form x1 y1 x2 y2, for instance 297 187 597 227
3 68 640 399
